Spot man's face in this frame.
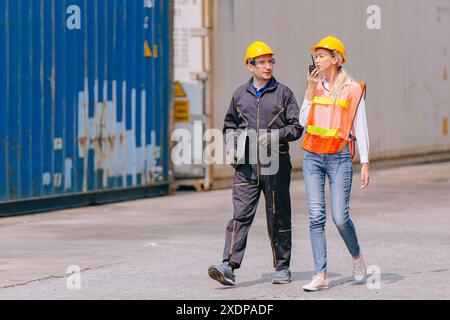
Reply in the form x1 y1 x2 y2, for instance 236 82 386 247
247 54 274 81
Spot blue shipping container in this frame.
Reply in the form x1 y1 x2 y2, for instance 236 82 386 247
0 0 173 216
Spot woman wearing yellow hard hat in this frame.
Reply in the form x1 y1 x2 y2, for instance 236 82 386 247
299 36 370 291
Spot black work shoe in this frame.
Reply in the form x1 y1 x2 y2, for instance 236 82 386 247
272 267 291 284
208 262 235 286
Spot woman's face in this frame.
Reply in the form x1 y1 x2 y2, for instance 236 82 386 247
315 48 339 72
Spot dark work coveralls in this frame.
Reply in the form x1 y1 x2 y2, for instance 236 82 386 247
222 77 303 270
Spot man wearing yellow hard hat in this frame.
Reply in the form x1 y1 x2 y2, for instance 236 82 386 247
208 41 303 286
299 36 370 291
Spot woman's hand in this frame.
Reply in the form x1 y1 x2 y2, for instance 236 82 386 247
361 163 370 189
306 68 322 101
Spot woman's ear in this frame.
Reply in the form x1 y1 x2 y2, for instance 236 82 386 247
331 56 339 66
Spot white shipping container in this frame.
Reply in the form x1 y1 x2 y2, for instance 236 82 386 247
174 0 450 189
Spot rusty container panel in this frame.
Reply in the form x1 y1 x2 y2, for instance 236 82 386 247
0 0 173 215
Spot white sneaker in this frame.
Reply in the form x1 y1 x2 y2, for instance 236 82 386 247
302 275 329 292
353 255 366 283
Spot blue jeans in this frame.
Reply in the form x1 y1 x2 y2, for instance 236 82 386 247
302 144 360 273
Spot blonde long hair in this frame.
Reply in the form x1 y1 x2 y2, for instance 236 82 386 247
328 51 353 103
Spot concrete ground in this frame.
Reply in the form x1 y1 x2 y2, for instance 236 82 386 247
0 160 449 300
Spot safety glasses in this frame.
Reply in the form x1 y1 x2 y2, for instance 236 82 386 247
250 57 276 67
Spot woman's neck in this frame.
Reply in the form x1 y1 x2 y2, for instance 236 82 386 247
324 67 339 87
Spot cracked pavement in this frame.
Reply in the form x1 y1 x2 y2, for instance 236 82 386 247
0 160 449 299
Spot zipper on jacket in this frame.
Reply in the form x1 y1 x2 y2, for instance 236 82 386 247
236 106 248 127
268 106 285 127
272 191 276 214
256 98 261 186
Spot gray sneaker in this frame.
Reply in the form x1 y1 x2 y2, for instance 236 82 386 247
208 262 235 286
272 267 291 284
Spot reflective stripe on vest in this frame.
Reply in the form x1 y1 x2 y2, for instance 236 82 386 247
307 125 339 138
301 80 366 155
312 96 349 109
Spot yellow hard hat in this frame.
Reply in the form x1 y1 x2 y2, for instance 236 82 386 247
244 41 275 65
310 36 347 64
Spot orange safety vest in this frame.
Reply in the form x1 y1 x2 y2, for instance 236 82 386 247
301 79 366 158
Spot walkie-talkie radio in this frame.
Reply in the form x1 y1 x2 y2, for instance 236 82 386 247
308 54 316 74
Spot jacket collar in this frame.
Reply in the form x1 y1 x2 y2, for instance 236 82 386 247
245 76 278 97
